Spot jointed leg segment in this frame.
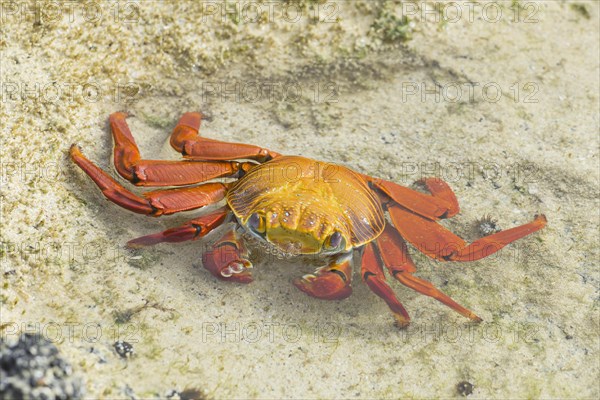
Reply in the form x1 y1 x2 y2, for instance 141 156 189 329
126 209 253 283
362 176 546 327
361 242 411 328
370 177 459 220
70 145 228 216
109 112 253 186
415 177 460 218
375 224 482 322
126 207 231 248
387 204 547 261
372 176 547 262
70 112 283 286
169 112 281 162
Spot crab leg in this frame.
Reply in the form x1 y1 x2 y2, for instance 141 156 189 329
70 145 228 216
202 227 253 284
416 177 460 217
361 242 411 328
109 112 252 186
375 224 482 322
387 204 547 261
169 112 281 162
370 177 459 220
127 207 230 248
293 253 353 300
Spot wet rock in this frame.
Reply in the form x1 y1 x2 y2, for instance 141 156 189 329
0 333 85 400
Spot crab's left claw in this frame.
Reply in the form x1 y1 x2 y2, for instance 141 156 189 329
202 246 253 283
293 254 353 300
202 229 254 284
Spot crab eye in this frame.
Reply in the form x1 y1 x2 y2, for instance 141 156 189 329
325 231 344 250
247 213 266 234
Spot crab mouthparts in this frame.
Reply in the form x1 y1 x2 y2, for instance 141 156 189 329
265 229 323 255
268 238 304 255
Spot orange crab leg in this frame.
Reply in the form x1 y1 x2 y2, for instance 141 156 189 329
448 214 546 261
361 242 410 328
169 112 281 161
387 204 547 261
127 207 231 248
369 177 459 220
416 177 460 218
202 227 253 284
109 112 252 186
375 224 481 322
293 253 353 300
70 145 228 216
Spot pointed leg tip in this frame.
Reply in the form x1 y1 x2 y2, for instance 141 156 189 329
393 315 411 329
534 214 547 224
464 310 483 323
126 234 162 248
109 111 129 120
69 144 81 156
125 241 144 249
69 145 89 165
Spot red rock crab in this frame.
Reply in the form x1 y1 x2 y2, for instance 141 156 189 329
70 112 547 327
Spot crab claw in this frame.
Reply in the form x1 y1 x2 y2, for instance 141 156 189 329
293 267 352 300
202 243 254 283
218 259 254 283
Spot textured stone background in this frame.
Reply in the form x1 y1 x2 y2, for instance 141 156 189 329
1 1 598 398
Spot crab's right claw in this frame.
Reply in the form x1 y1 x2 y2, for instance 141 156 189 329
293 254 354 300
293 271 352 300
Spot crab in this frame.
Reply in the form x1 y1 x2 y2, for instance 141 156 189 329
70 112 547 328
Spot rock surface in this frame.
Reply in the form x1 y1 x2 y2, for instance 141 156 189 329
1 1 598 398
